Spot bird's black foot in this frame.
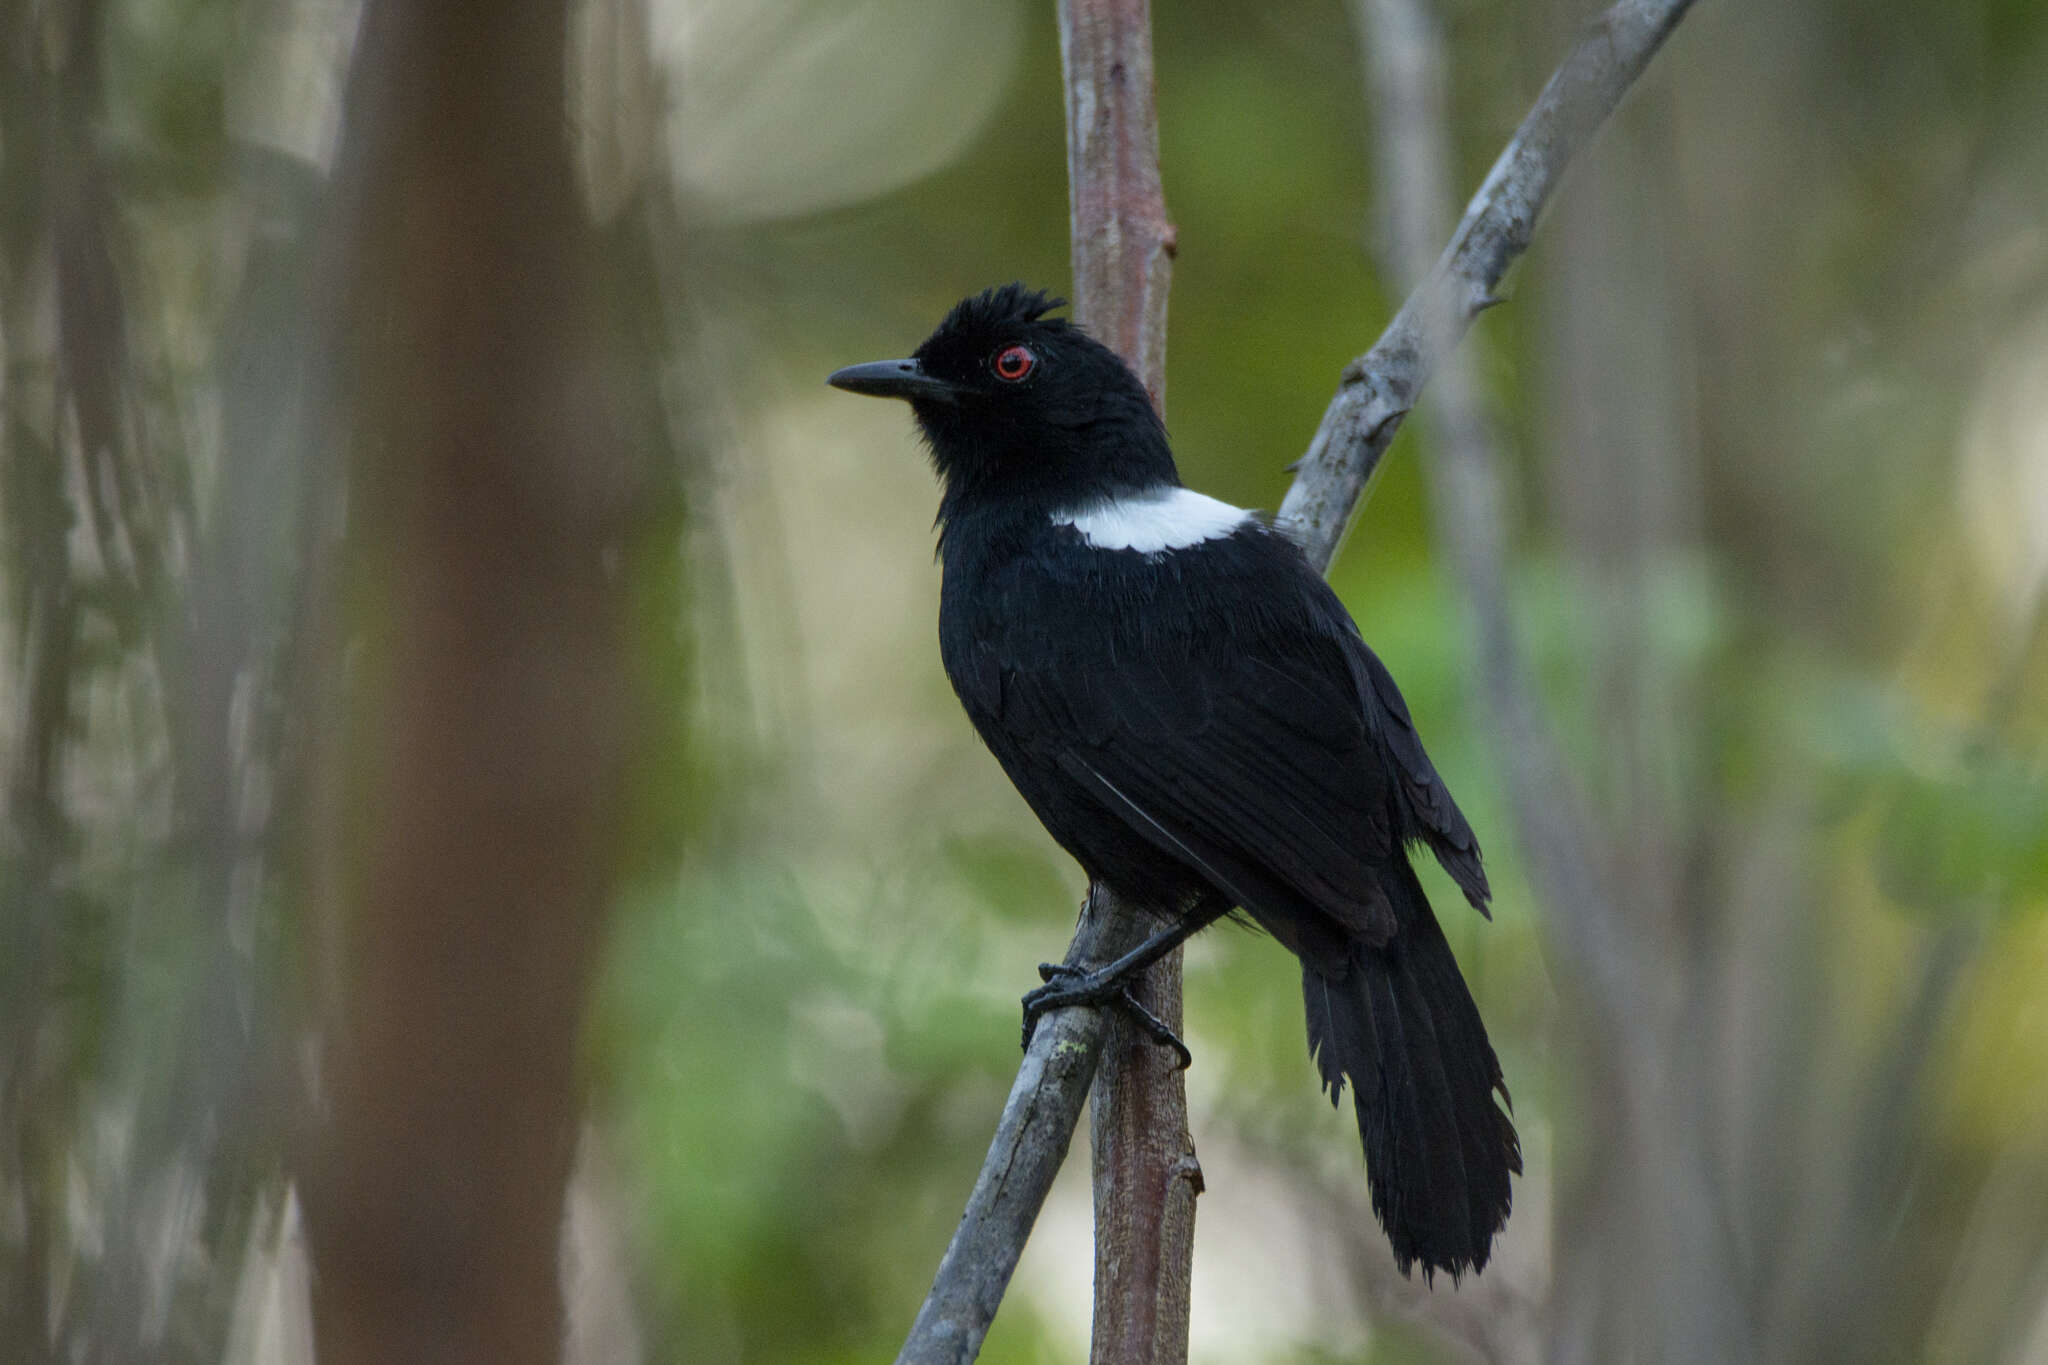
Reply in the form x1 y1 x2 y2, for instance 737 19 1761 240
1021 962 1194 1069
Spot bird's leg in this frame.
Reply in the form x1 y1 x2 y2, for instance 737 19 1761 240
1020 909 1217 1067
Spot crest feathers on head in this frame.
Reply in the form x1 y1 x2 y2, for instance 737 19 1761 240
935 283 1069 341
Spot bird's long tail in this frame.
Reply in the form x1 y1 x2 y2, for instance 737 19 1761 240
1302 862 1520 1279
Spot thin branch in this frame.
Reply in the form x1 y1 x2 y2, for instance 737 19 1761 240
1349 0 1656 1049
1351 4 1751 1360
894 892 1158 1365
1059 0 1177 402
1344 4 1615 1361
1057 4 1202 1363
1290 0 1701 1085
900 6 1192 1361
1278 0 1700 578
893 3 1697 1359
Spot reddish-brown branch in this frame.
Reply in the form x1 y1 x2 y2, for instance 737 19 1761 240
1057 4 1199 1361
1059 0 1178 403
893 890 1159 1365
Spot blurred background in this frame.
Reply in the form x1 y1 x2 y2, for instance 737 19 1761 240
4 0 2048 1361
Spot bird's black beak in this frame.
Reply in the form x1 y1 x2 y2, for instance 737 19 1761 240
827 358 965 405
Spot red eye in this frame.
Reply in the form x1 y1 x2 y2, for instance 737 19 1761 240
993 344 1036 382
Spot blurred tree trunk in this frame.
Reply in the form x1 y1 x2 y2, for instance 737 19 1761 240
1527 19 1742 1362
299 3 634 1363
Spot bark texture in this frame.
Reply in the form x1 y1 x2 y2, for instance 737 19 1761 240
894 891 1159 1365
1057 4 1201 1363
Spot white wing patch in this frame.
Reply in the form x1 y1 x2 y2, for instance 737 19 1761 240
1054 486 1252 553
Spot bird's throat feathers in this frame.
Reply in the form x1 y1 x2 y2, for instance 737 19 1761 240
923 392 1180 545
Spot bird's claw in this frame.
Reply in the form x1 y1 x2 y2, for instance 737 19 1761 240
1111 987 1194 1070
1020 964 1193 1069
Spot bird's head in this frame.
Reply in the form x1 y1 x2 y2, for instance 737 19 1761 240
829 284 1180 522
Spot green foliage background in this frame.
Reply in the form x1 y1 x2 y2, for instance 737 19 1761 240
4 0 2048 1361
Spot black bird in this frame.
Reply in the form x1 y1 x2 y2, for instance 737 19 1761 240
829 284 1519 1278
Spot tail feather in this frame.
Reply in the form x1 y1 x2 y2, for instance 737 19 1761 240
1304 865 1519 1279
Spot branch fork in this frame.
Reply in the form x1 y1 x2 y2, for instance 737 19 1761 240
894 3 1700 1360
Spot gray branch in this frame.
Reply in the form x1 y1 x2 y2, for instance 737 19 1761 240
1278 0 1701 575
1350 2 1750 1359
894 890 1157 1365
893 3 1700 1360
1351 0 1662 1063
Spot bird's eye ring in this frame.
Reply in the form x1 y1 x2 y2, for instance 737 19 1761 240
992 344 1036 382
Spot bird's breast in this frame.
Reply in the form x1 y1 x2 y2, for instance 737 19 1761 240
939 522 1309 711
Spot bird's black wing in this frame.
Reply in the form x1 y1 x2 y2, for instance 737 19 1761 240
1340 632 1490 913
954 569 1483 960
